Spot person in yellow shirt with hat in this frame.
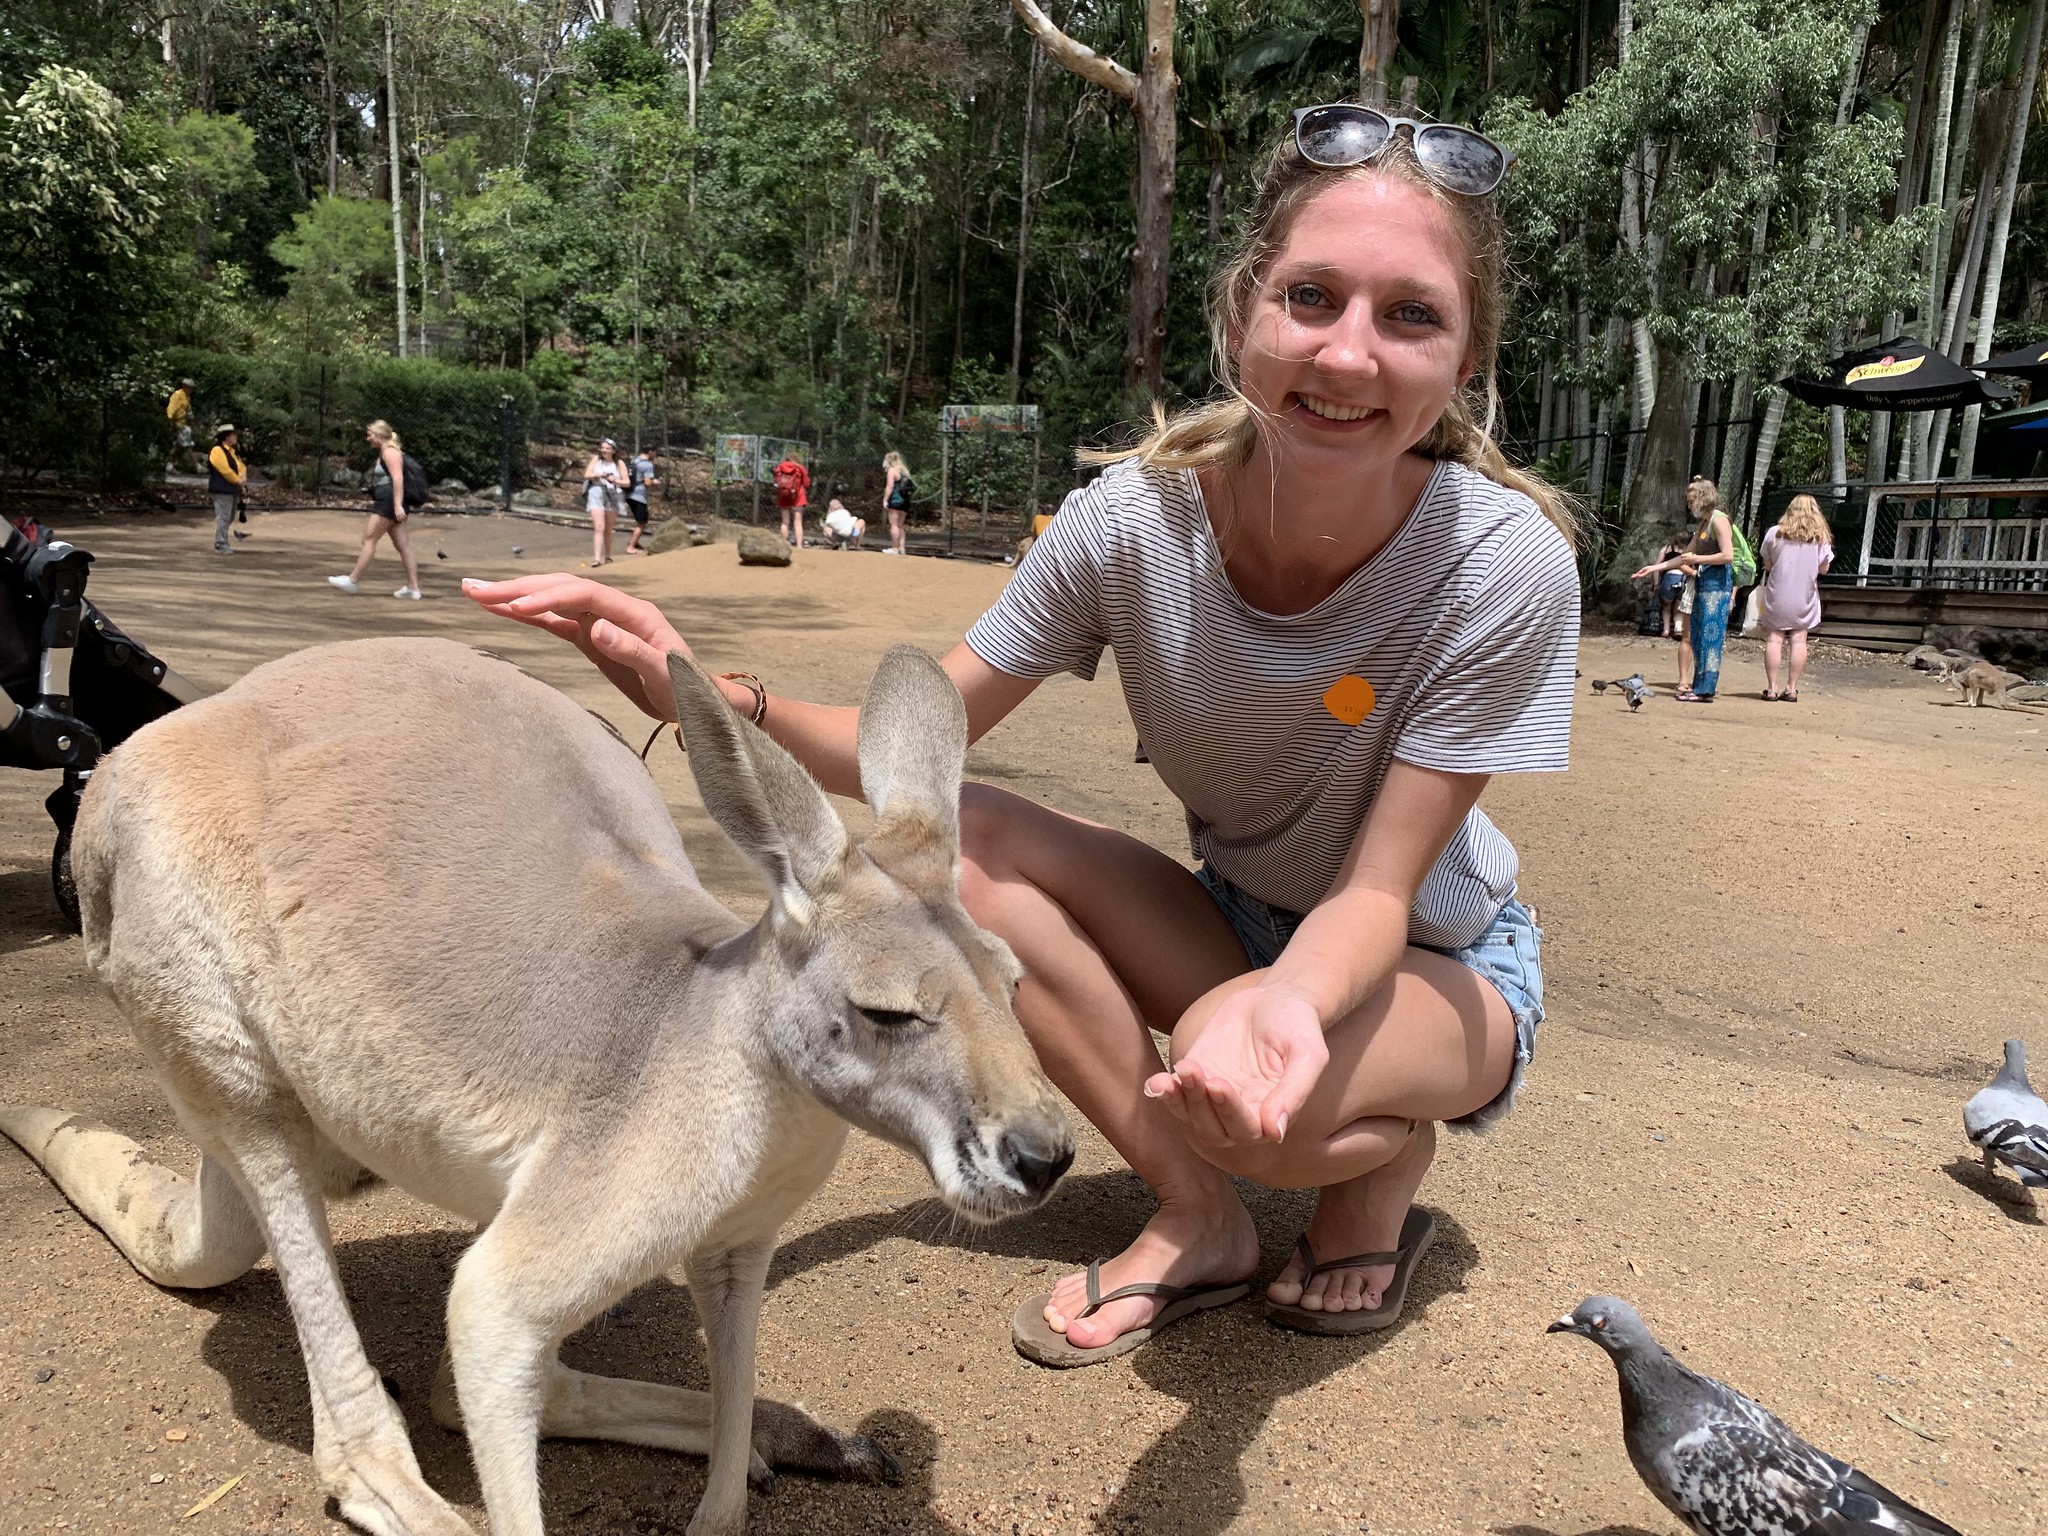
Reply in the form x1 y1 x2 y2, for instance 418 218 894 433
207 425 247 554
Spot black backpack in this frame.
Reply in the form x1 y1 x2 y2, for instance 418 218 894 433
401 453 431 508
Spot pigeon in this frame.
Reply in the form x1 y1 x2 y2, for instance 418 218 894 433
511 545 523 556
1549 1296 1964 1536
1963 1039 2048 1199
436 548 449 561
1593 674 1653 710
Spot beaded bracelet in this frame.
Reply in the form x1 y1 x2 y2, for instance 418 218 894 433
719 671 768 726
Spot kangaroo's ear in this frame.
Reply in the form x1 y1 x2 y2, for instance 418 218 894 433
857 646 967 857
668 652 846 923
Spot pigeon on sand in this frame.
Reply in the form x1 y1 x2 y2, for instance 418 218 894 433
1963 1038 2048 1199
1549 1297 1963 1536
1592 673 1654 710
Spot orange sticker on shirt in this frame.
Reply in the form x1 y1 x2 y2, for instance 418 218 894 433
1323 674 1376 725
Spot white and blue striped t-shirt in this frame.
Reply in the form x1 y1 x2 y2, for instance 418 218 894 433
964 457 1579 950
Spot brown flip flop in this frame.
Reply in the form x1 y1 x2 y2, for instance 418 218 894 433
1011 1263 1251 1368
1264 1207 1436 1336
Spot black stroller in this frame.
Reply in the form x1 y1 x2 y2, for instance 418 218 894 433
0 520 200 926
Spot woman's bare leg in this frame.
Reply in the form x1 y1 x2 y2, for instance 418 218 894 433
890 508 906 554
1677 626 1694 691
958 785 1261 1350
389 520 421 591
1788 628 1809 694
347 515 390 582
1170 951 1516 1312
1764 630 1784 694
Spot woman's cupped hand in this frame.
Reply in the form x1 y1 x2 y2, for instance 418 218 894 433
1145 981 1329 1149
463 574 686 721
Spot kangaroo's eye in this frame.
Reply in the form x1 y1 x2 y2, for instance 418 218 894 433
858 1006 924 1029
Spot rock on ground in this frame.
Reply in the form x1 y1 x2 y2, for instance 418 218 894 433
737 528 792 566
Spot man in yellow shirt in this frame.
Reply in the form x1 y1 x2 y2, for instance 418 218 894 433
207 425 247 554
166 379 195 470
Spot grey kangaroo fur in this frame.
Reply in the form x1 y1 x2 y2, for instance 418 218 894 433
0 636 1072 1536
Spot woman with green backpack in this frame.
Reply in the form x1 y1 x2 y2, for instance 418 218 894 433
1633 476 1751 701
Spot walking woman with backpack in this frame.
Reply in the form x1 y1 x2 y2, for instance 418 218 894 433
1633 477 1748 702
328 419 424 599
469 106 1578 1363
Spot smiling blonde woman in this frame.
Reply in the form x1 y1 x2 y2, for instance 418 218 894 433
466 105 1580 1365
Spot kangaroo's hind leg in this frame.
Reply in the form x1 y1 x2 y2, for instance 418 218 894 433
427 1348 899 1488
0 1108 265 1287
217 1122 473 1536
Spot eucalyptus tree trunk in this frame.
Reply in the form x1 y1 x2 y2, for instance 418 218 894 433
1895 0 1943 219
1746 388 1789 531
385 7 408 358
1957 0 2047 478
1360 0 1400 106
1614 343 1691 580
1614 0 1657 432
1008 42 1044 401
1010 0 1176 400
1929 136 2000 471
1908 0 1967 470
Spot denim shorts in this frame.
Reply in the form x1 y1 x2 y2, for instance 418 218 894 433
1193 865 1544 1133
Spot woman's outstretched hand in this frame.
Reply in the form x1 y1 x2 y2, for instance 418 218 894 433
462 574 686 720
1145 983 1329 1148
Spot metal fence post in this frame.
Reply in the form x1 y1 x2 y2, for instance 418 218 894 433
499 394 515 511
314 363 328 499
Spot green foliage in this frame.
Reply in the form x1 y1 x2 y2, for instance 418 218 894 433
162 347 537 488
1492 0 1927 385
0 63 180 479
269 194 396 353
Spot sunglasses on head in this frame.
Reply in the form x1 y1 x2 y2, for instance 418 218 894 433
1291 104 1514 197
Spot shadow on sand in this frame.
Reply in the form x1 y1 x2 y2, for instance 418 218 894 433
1939 1154 2044 1225
174 1169 1483 1533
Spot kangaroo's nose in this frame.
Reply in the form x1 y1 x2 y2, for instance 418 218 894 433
1001 1132 1074 1195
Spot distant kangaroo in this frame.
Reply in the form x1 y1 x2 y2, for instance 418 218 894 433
1951 660 2042 711
0 637 1073 1536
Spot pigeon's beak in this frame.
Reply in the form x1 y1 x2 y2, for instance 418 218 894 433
1545 1315 1581 1336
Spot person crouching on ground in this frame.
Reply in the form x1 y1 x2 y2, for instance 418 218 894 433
206 425 247 555
821 497 866 549
328 419 423 599
1758 493 1834 703
466 106 1575 1362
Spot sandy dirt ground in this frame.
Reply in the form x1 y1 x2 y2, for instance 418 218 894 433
1 506 2043 1536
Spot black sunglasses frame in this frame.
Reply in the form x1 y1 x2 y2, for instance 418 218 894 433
1290 104 1516 196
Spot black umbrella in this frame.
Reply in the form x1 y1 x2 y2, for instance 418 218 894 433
1780 336 2012 411
1971 339 2048 382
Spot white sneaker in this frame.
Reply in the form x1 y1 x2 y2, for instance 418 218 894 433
327 575 358 593
392 586 422 600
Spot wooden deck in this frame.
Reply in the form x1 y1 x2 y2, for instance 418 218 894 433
1815 583 2048 651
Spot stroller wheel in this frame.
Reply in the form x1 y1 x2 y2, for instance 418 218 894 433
51 826 79 932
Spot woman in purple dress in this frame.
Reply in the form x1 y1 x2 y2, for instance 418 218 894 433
1758 494 1833 702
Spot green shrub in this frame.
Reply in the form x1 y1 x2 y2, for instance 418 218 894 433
158 350 538 491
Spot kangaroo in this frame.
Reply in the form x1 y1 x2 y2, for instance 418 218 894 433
0 636 1072 1536
1950 660 2043 711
